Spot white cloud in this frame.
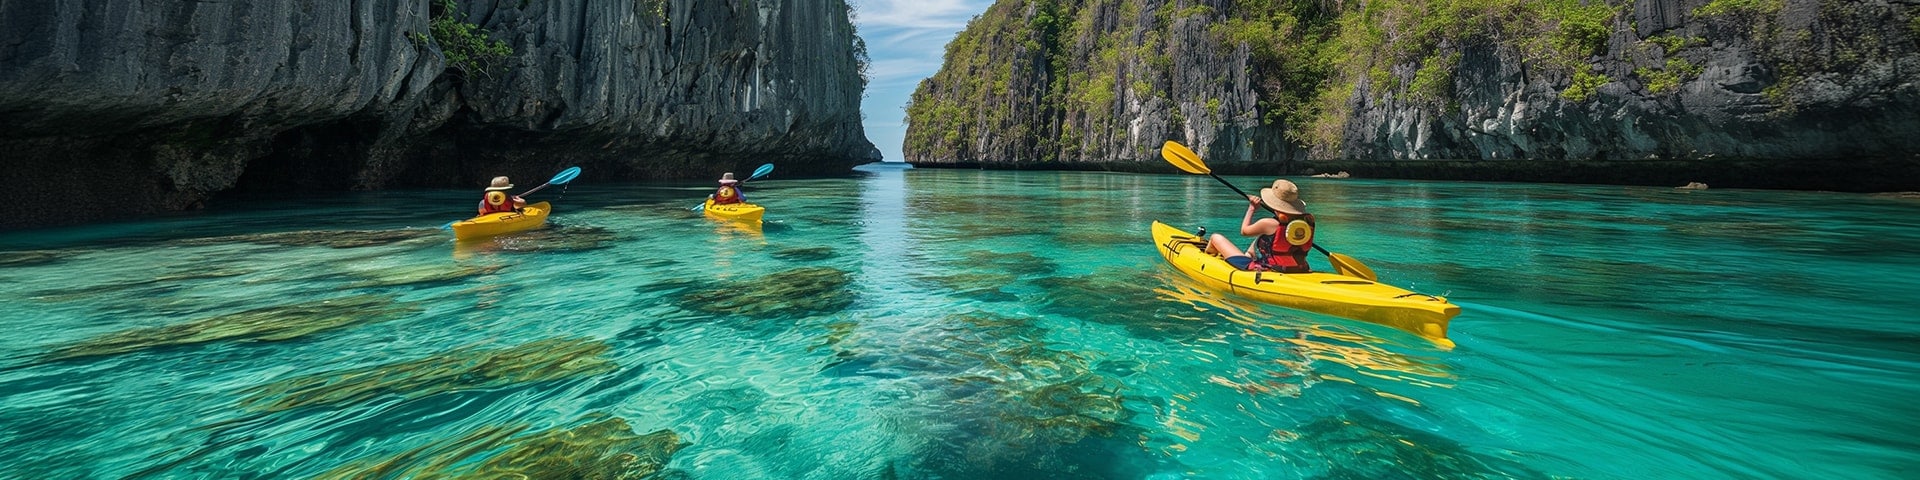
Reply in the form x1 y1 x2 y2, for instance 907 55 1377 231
852 0 984 31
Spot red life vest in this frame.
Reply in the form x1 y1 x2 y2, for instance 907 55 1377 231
478 191 517 215
713 184 744 204
1253 212 1315 273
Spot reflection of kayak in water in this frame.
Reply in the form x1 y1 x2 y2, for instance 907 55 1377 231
702 199 764 225
451 202 551 240
1151 221 1460 348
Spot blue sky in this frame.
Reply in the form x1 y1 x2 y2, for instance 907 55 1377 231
850 0 996 163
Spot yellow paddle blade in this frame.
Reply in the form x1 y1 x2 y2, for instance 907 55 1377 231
1327 252 1379 282
1160 140 1211 175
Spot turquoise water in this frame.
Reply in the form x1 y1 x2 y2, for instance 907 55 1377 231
3 163 1918 478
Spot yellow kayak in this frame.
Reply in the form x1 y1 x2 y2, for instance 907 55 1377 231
703 199 764 225
452 202 551 240
1151 221 1459 347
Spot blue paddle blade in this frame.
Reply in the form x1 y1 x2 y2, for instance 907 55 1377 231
548 166 582 185
747 163 774 181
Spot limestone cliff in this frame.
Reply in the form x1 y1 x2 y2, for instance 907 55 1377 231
903 0 1920 190
0 0 878 229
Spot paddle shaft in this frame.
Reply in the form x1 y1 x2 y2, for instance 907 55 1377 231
519 182 556 197
1201 172 1337 257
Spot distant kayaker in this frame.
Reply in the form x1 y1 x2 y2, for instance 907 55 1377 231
710 172 746 205
477 176 527 215
1205 179 1316 273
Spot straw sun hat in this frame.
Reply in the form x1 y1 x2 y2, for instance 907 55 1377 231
485 176 514 191
1259 179 1307 215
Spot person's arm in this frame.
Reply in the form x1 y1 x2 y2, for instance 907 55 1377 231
1239 196 1264 236
512 196 527 208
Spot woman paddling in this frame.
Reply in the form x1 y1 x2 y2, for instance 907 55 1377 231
1205 179 1316 273
477 176 527 215
709 172 747 205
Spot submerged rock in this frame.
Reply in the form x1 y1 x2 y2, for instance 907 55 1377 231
825 310 1157 478
913 271 1020 303
676 266 854 317
343 264 504 289
1285 412 1544 479
1031 269 1220 341
770 246 836 262
31 268 253 302
43 294 418 361
0 250 69 267
180 229 440 249
243 338 617 412
956 250 1058 277
1048 229 1140 247
314 415 685 480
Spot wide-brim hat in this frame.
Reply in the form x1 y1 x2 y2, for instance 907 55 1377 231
719 172 738 184
1260 179 1307 215
485 176 514 191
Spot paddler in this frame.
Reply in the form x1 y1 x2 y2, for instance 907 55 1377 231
709 172 746 205
1205 179 1316 273
477 176 527 215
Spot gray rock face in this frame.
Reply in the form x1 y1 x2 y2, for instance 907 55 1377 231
1334 0 1920 176
902 0 1297 175
0 0 877 229
905 0 1920 190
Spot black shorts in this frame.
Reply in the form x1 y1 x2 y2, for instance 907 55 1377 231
1225 255 1253 270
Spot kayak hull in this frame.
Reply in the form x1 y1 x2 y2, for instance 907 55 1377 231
452 202 551 240
704 200 765 224
1151 221 1459 347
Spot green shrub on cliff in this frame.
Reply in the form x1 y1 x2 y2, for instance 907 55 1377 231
415 0 513 75
1645 35 1706 55
1562 71 1609 102
1636 58 1702 94
1409 54 1459 107
1694 0 1784 17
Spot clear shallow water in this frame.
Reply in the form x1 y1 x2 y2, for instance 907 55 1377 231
3 164 1918 479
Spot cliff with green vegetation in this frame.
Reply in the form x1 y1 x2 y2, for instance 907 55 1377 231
0 0 878 229
903 0 1920 190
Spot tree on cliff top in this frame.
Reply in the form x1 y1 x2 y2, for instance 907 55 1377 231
413 0 513 76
